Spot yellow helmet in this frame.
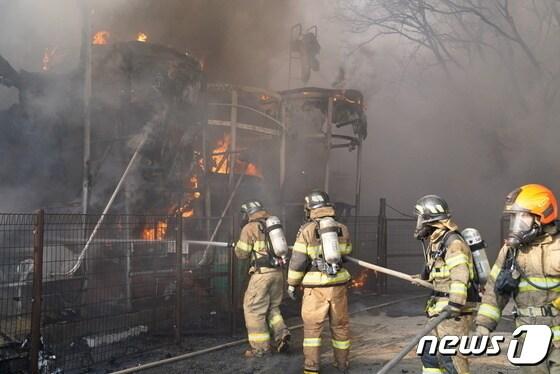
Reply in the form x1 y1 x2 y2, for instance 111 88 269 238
504 184 557 224
504 184 557 248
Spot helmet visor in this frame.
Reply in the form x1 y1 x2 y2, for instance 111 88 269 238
508 212 535 237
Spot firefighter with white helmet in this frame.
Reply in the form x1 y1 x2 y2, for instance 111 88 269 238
475 184 560 374
414 194 477 374
287 190 352 373
235 200 290 357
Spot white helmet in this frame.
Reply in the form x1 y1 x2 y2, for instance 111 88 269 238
461 228 485 248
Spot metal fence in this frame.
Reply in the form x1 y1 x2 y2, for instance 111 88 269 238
0 203 454 373
0 211 238 373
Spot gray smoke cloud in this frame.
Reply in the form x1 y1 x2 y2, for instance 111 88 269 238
280 1 560 256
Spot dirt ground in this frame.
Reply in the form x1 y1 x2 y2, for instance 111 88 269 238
119 292 522 374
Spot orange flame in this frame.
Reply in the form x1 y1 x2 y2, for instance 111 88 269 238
211 134 262 177
142 221 168 240
42 47 56 71
136 32 148 43
174 174 202 218
350 269 371 289
93 31 110 45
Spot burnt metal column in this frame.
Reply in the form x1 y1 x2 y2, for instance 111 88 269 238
376 198 387 294
353 139 363 252
30 209 45 374
202 79 212 238
324 96 334 193
80 1 92 216
280 102 287 190
229 89 238 188
175 213 184 344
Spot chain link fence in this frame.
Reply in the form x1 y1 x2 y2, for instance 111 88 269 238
0 212 238 373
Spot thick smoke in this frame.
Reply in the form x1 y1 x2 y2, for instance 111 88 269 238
284 1 560 255
0 1 293 212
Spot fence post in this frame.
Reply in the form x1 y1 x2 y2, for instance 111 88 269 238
376 198 387 294
30 209 45 374
175 212 183 345
229 217 236 336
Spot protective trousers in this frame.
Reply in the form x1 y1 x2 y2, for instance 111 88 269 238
302 285 350 373
421 315 471 374
243 270 289 351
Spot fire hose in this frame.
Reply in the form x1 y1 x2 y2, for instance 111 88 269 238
376 310 451 374
110 294 425 374
345 256 434 290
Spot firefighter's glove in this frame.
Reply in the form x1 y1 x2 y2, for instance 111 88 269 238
287 286 297 301
473 325 491 337
442 304 462 319
410 274 423 287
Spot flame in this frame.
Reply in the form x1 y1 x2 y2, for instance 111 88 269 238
182 209 194 218
42 47 56 71
136 32 148 43
211 134 262 177
211 135 230 174
142 221 168 240
174 174 202 218
350 269 371 289
93 31 110 45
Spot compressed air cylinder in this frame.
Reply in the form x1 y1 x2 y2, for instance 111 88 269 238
472 248 491 286
462 228 491 286
318 217 341 265
265 216 289 258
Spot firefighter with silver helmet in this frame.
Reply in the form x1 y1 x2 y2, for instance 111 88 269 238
287 190 352 374
475 184 560 374
414 195 477 374
235 200 290 357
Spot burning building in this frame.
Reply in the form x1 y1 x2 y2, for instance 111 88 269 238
0 13 368 371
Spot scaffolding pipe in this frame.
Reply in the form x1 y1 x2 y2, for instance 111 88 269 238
377 310 451 374
324 96 334 193
353 139 362 245
345 256 434 290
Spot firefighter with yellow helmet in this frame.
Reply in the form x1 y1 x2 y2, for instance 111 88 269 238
414 195 477 374
287 190 352 373
475 184 560 373
235 200 291 357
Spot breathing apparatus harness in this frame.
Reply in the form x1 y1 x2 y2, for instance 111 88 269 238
310 217 344 276
426 230 481 303
249 218 287 271
496 224 560 296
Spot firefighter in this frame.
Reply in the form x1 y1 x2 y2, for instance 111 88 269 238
287 190 352 373
414 195 477 374
235 200 290 357
475 184 560 374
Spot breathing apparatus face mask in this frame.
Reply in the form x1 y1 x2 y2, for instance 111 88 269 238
414 215 436 240
505 212 541 249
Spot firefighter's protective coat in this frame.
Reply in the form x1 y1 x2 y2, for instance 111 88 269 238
235 210 289 352
422 219 475 374
288 206 352 372
476 228 560 373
